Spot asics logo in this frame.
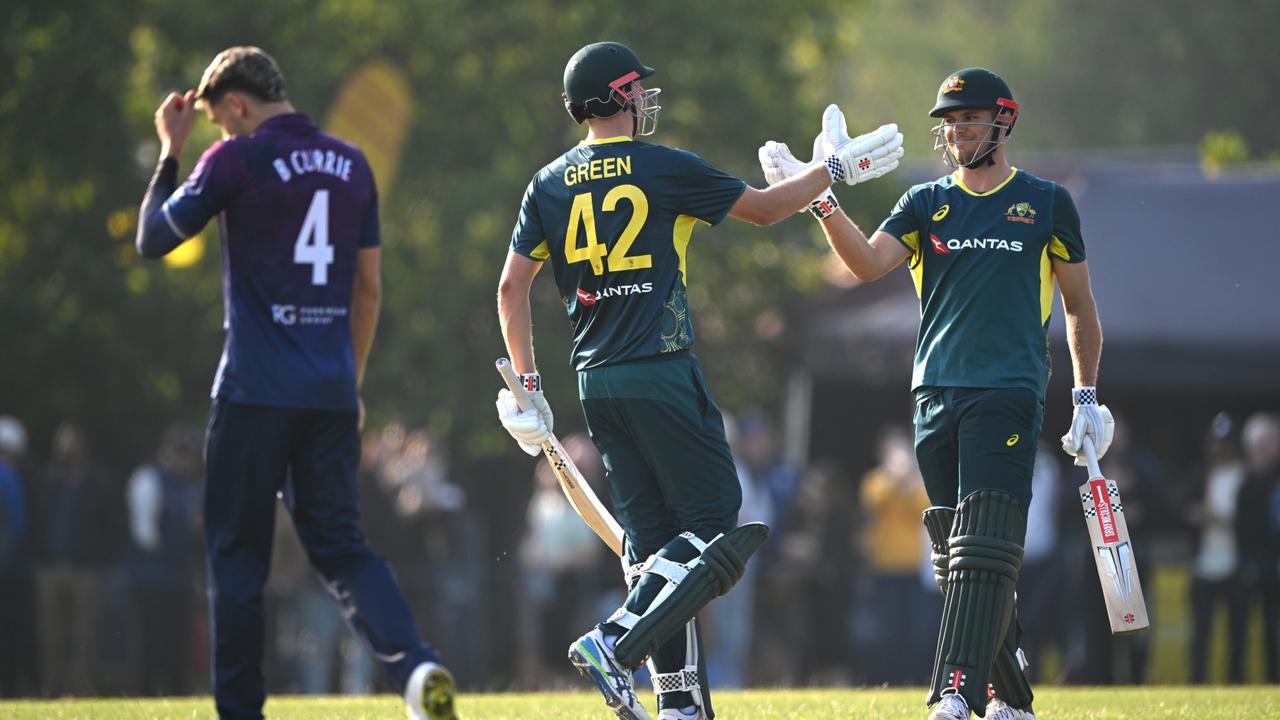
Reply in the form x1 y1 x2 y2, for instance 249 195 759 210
1006 434 1020 446
932 204 950 221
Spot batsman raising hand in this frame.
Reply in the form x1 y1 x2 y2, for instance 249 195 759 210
761 70 1109 720
496 42 902 720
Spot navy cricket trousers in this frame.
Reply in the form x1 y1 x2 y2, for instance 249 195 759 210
204 399 437 719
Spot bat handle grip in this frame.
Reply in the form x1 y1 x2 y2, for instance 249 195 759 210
1082 436 1103 480
495 358 536 413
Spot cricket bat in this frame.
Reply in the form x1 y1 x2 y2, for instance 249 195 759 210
496 358 625 557
1078 437 1150 634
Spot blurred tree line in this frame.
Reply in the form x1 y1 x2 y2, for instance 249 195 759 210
2 0 1277 477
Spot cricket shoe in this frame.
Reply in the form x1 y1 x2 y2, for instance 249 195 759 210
405 661 458 720
656 706 704 720
568 627 651 720
928 691 971 720
985 698 1035 720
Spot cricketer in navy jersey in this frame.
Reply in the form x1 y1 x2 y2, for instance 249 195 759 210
139 112 378 411
135 46 456 720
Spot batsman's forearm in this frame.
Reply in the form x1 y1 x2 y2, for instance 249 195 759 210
820 213 884 282
498 288 537 375
351 284 380 388
1065 300 1102 387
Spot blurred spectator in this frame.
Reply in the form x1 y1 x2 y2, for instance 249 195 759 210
515 433 611 687
855 426 930 684
1188 413 1247 683
1237 412 1280 682
1018 442 1066 680
125 424 203 695
381 428 465 524
0 415 38 696
34 422 125 696
737 413 797 542
759 461 853 685
1074 414 1161 684
705 412 772 689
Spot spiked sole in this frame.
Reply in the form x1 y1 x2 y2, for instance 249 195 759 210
569 642 645 720
420 666 458 720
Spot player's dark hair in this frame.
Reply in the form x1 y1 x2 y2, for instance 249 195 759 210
196 47 288 104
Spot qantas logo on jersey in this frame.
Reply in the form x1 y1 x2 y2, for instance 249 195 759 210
935 237 1024 253
575 283 654 306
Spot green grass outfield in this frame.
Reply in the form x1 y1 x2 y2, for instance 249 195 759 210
1 687 1275 719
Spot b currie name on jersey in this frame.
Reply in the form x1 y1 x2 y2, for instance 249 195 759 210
945 237 1023 252
564 156 632 186
272 149 354 183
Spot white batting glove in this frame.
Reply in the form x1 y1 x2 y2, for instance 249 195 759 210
820 104 904 186
1060 386 1115 467
496 387 551 456
757 133 840 219
518 373 554 432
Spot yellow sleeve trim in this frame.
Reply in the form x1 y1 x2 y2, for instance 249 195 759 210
1048 235 1071 262
673 214 699 285
1039 244 1055 324
898 230 920 253
899 231 924 299
529 239 550 261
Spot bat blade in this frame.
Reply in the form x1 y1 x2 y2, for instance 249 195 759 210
1078 439 1150 635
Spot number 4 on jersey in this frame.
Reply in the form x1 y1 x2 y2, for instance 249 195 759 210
295 189 334 285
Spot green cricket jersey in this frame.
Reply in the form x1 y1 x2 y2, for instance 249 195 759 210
510 136 746 370
877 168 1086 396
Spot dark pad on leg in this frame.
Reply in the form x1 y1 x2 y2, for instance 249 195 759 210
990 618 1034 709
928 490 1025 716
923 504 1033 711
922 506 955 593
614 523 768 669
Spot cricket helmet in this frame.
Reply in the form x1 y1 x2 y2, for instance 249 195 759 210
928 67 1019 169
563 41 662 136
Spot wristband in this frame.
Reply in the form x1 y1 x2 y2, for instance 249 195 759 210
808 191 840 220
824 155 845 184
1072 386 1097 406
520 373 542 393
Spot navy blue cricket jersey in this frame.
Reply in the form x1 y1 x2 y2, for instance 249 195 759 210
141 113 379 411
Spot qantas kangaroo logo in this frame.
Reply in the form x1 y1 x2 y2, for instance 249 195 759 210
930 233 950 254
